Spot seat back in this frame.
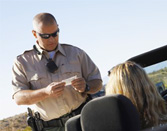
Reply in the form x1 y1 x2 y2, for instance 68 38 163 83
65 115 81 131
80 94 140 131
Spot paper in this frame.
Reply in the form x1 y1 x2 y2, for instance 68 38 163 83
61 75 77 86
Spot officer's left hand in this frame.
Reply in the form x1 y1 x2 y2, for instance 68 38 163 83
71 77 86 93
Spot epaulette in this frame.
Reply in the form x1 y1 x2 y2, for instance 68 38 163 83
23 48 34 54
16 48 34 59
60 43 73 47
60 43 80 50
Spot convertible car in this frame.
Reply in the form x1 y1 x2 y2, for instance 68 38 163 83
128 45 167 100
65 45 167 131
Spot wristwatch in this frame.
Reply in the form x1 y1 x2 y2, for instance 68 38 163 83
85 84 90 93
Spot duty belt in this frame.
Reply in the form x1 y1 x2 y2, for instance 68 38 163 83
42 102 86 127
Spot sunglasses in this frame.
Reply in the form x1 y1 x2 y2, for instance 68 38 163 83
108 68 114 76
108 70 111 76
36 28 59 39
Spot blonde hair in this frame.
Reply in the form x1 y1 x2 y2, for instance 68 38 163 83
106 61 167 128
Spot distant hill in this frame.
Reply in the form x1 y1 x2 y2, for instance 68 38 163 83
0 112 31 131
148 67 167 88
144 61 167 73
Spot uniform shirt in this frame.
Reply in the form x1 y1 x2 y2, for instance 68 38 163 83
12 43 102 121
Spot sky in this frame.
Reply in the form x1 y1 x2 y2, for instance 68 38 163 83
0 0 167 120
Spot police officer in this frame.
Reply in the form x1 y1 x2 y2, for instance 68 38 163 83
12 12 102 131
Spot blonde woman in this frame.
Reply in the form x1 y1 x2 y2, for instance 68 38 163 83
106 61 167 129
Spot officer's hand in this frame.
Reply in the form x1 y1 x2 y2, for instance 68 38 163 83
45 82 65 97
71 77 86 93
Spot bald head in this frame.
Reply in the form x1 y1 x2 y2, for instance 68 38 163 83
33 13 57 31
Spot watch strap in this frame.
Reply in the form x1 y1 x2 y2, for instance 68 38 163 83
85 84 90 93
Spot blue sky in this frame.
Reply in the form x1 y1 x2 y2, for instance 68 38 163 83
0 0 167 120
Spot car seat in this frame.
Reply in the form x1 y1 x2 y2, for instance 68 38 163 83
65 94 141 131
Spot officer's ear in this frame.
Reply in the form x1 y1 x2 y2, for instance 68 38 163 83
32 30 37 38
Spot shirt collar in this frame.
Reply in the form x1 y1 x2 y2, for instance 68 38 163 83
56 44 66 56
35 43 66 60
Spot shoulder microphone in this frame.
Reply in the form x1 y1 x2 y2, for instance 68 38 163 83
33 45 58 73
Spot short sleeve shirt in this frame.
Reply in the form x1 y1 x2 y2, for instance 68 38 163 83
12 43 102 121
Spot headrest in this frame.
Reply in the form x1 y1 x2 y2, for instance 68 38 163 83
80 94 140 131
65 115 81 131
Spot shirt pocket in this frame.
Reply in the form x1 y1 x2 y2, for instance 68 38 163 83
60 63 82 80
27 72 49 89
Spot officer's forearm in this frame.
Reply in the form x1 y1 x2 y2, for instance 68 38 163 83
13 88 48 105
87 79 102 94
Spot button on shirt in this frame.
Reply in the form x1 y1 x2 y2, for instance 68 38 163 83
12 43 102 121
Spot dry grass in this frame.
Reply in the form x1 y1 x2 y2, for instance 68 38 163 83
0 112 31 131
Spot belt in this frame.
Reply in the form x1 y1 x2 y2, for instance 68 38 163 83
42 101 87 127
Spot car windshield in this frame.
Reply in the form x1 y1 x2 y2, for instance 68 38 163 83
144 61 167 93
